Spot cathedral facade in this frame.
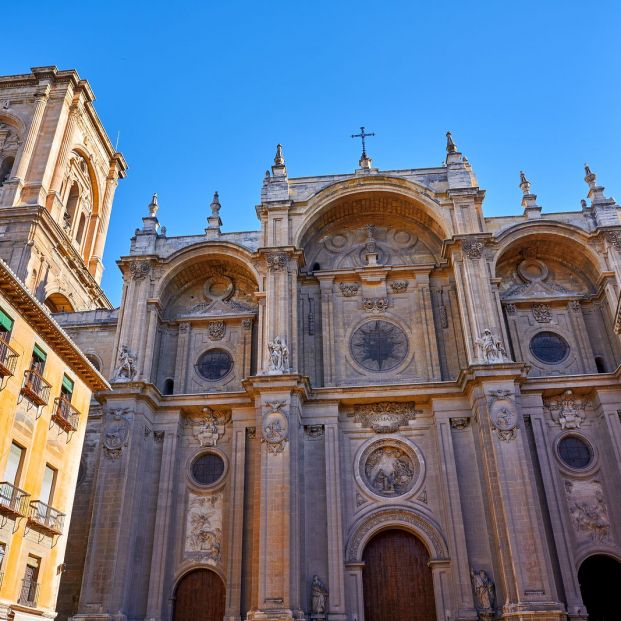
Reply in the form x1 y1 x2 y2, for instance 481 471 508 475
3 67 621 621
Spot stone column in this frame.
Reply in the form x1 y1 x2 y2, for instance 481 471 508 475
469 374 564 620
2 86 50 207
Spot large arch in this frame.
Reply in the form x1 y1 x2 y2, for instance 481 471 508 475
346 506 449 563
172 567 225 621
578 553 621 620
294 177 452 251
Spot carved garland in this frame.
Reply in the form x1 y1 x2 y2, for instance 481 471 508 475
266 252 289 271
353 401 419 433
462 239 485 259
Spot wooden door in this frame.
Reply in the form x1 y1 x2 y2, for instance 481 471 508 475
173 569 225 621
362 529 437 621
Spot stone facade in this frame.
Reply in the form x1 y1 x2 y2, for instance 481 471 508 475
48 132 621 620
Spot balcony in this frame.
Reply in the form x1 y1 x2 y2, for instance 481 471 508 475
0 336 18 379
18 579 39 608
20 369 51 408
0 481 30 519
52 396 80 433
27 500 65 536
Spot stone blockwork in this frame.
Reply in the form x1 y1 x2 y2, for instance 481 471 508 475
53 136 621 621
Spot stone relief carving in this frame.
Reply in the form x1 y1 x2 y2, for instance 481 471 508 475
207 320 226 341
450 417 471 430
438 290 449 328
475 329 510 364
203 275 235 302
362 297 389 312
262 400 289 454
242 318 253 330
186 408 231 447
352 401 419 433
266 252 288 271
544 390 590 430
339 282 359 297
360 440 420 498
266 336 289 374
355 492 366 507
417 489 428 504
112 345 137 382
389 280 409 293
246 426 256 439
505 303 517 315
532 303 552 323
304 424 324 440
605 231 621 250
462 239 485 259
564 479 611 543
502 257 577 299
488 390 519 441
129 261 151 280
185 493 223 563
569 300 581 312
470 569 496 614
311 575 328 618
103 408 132 459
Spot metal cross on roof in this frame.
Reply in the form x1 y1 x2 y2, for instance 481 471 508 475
351 126 375 158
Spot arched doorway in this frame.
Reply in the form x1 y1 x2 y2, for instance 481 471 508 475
362 529 436 621
578 554 621 620
173 568 225 621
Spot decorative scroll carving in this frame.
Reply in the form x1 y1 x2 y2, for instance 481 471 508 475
564 479 611 543
362 297 388 312
266 252 288 271
352 401 418 433
304 424 324 440
103 408 132 459
112 345 137 382
470 569 496 614
475 329 510 364
417 489 428 504
242 318 253 330
262 400 288 454
267 336 289 374
488 390 518 441
360 439 420 498
129 261 151 280
311 575 328 617
462 239 485 259
246 426 256 440
339 282 360 297
505 303 517 315
186 408 231 447
569 300 581 312
185 493 223 563
544 390 590 429
207 320 226 341
532 303 552 323
390 280 409 293
450 417 471 430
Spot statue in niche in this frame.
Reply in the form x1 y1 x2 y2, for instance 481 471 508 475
267 336 289 374
470 568 496 613
476 329 509 364
311 574 328 616
112 345 137 382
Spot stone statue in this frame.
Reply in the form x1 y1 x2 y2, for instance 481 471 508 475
113 345 137 381
476 329 509 364
267 336 289 374
311 574 328 615
470 568 496 612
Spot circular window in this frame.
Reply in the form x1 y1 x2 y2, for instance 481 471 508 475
196 349 234 381
350 320 408 372
191 452 225 486
529 331 570 364
558 435 593 469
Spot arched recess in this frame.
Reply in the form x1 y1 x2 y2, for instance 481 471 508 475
45 292 75 313
172 567 225 621
346 507 449 563
578 554 621 620
0 114 23 186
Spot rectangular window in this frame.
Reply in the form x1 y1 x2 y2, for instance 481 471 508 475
0 307 14 339
61 375 74 401
40 465 57 506
20 555 40 606
31 344 46 374
4 443 25 486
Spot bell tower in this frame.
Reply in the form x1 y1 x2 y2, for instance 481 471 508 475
0 66 126 311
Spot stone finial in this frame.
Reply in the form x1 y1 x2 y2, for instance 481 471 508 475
446 131 457 154
210 191 221 215
274 144 285 166
148 193 159 217
581 199 588 209
206 191 222 234
584 163 597 187
519 171 531 195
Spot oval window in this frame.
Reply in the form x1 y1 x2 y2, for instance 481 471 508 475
558 435 593 469
191 452 225 486
529 331 570 364
196 349 233 381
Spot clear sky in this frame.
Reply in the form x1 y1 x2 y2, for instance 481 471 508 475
3 1 620 306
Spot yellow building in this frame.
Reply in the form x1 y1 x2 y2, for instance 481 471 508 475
0 258 108 621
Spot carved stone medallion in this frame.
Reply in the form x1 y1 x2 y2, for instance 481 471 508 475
488 390 519 441
103 408 132 459
359 439 421 498
462 239 485 259
350 320 408 372
207 320 226 341
262 401 289 454
353 401 418 433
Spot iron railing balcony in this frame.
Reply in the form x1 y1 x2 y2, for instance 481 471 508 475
27 500 65 536
0 481 30 518
0 336 18 379
20 369 51 408
18 579 39 607
52 396 80 433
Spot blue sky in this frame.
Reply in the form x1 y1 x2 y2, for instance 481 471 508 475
3 1 620 306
